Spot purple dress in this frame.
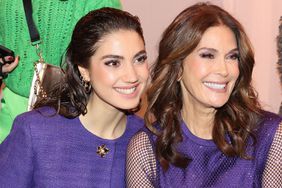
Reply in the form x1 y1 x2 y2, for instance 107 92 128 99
159 112 281 187
126 111 282 188
0 107 144 188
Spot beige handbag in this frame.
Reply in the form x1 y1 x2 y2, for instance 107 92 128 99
23 0 64 110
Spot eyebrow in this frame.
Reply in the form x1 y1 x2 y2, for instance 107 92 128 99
100 50 146 60
197 47 239 53
134 50 147 59
101 55 124 60
228 48 239 53
197 47 217 53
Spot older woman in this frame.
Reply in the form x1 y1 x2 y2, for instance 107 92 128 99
127 3 282 188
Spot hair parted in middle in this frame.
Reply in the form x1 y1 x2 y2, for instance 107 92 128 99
145 2 262 171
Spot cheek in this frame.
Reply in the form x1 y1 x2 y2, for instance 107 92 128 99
90 68 116 86
185 62 209 79
229 63 240 80
136 64 149 80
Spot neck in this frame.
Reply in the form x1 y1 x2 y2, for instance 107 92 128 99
181 97 216 140
79 94 127 140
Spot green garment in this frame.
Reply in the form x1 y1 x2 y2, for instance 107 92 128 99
0 0 122 143
0 88 28 143
0 0 122 97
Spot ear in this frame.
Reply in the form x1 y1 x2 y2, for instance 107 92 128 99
78 65 90 82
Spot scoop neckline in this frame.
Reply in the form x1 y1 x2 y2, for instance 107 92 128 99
75 115 131 143
181 121 216 147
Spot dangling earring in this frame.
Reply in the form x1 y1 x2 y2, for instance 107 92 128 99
80 76 92 94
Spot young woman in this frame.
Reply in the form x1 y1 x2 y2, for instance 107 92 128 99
0 7 148 187
127 3 282 187
0 0 122 143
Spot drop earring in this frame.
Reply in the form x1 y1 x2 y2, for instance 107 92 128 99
80 76 92 94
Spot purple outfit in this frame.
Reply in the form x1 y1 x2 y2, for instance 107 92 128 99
0 107 144 188
130 112 281 188
158 112 281 187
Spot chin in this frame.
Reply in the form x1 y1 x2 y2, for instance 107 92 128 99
206 94 230 107
210 100 229 108
115 101 140 111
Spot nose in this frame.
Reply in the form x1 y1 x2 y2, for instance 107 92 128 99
123 64 138 83
214 58 228 77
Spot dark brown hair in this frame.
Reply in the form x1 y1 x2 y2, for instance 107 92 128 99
145 3 262 171
34 7 144 118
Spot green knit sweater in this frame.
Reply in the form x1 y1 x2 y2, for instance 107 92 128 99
0 0 121 97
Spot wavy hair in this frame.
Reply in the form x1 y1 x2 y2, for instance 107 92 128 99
145 3 262 171
34 7 144 118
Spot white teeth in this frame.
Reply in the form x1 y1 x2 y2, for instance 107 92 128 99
203 82 226 89
115 87 136 94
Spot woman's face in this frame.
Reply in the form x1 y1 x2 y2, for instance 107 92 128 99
81 29 149 110
180 25 239 110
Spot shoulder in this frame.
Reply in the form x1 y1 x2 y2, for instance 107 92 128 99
254 111 282 150
129 127 155 151
131 129 153 143
127 114 145 131
128 114 144 124
15 106 64 125
253 112 282 178
128 130 155 162
3 107 62 149
256 111 282 134
13 106 74 136
260 111 281 124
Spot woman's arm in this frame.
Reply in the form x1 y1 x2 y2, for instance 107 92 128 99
262 121 282 187
126 131 158 188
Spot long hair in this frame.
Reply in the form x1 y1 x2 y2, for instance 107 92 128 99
145 3 262 171
34 7 144 118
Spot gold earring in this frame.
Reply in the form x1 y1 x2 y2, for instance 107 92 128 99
80 76 92 94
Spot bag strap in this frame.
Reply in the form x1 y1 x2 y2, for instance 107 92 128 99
23 0 40 44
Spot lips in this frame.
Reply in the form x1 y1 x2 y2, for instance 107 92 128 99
203 81 226 89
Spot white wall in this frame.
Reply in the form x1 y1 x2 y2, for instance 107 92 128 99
121 0 282 114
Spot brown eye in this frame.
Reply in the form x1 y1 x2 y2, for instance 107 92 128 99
104 60 120 67
229 53 239 60
135 54 147 64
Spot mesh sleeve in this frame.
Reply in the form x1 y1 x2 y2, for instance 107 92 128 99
126 131 158 188
262 121 282 187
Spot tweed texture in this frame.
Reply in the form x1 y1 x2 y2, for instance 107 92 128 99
0 107 142 187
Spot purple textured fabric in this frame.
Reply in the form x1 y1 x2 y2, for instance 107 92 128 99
126 111 281 187
156 112 282 188
0 107 144 188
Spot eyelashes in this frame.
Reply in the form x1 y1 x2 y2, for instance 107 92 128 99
135 54 147 64
103 54 147 67
199 52 239 61
104 60 120 67
199 53 214 59
228 53 239 60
